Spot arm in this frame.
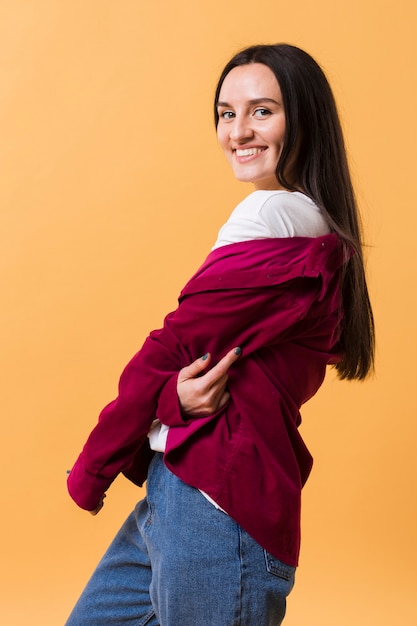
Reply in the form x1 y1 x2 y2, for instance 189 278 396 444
67 331 184 511
87 348 241 514
69 239 330 512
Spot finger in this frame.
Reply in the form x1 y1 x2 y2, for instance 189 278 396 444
89 494 106 516
89 505 101 516
177 353 212 383
203 347 241 386
203 384 231 413
216 389 231 409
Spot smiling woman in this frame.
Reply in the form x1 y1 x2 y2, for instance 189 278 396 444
216 64 288 190
65 44 374 626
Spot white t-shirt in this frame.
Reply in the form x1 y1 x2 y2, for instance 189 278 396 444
213 190 329 248
148 190 330 454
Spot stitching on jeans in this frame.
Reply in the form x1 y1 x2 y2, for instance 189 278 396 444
263 550 295 581
137 608 158 626
237 525 243 626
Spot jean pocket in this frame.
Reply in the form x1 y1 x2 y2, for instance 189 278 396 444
264 551 296 582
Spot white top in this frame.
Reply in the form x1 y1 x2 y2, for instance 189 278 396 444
148 190 330 455
213 190 329 248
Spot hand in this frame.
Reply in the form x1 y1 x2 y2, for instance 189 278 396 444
177 347 241 417
89 494 106 516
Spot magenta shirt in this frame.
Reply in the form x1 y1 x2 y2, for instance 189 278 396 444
68 235 346 566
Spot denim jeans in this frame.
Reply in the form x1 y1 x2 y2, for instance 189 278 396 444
65 453 295 625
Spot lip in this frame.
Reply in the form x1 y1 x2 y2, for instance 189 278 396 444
233 146 267 163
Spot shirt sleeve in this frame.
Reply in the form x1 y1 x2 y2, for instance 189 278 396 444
258 194 330 238
67 332 184 510
213 191 330 248
67 237 338 511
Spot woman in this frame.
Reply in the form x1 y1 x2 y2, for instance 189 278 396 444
66 44 374 625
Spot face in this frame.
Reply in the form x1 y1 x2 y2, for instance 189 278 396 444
216 63 287 191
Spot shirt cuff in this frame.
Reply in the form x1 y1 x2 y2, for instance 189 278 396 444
67 454 113 511
156 373 188 426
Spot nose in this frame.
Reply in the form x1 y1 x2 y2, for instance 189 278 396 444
229 115 254 143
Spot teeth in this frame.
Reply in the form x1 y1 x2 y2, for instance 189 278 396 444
236 148 264 157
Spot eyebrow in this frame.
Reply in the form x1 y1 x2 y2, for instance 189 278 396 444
216 97 280 108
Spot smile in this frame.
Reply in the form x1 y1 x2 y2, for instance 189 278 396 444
235 147 266 157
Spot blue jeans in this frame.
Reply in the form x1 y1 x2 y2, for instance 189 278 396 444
66 453 295 625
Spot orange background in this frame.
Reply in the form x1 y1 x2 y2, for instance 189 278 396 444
1 1 416 624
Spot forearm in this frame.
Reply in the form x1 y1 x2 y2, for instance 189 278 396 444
67 334 182 509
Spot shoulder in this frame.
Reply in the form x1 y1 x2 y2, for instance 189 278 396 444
231 189 298 212
254 190 330 237
256 189 318 213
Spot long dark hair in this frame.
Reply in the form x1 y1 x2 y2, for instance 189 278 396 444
214 44 374 380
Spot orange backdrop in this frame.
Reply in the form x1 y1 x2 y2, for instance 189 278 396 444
1 1 416 624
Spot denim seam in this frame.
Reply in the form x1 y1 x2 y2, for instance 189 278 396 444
137 608 158 626
263 550 295 581
237 525 243 626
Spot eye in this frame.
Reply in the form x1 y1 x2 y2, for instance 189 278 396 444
219 110 235 120
253 108 272 118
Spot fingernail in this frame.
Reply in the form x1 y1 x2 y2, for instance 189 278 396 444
201 353 209 361
234 347 242 356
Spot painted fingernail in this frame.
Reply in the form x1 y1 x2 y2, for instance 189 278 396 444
201 353 209 361
234 347 242 356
